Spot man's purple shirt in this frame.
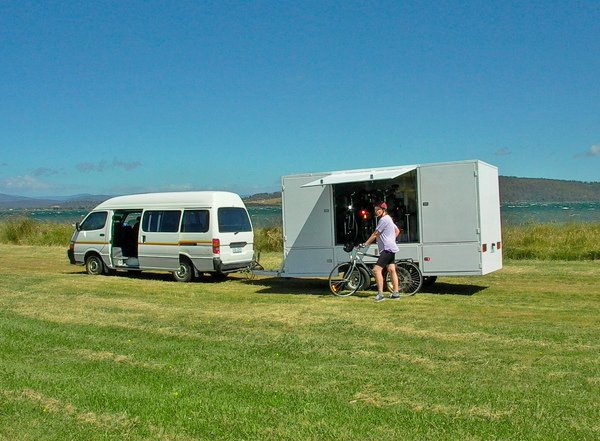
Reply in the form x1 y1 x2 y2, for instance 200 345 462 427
375 215 399 253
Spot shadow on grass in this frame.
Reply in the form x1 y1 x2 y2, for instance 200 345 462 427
248 277 488 297
248 277 330 296
421 282 488 296
66 269 488 296
66 269 234 284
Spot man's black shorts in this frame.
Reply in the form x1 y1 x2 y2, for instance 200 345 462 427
376 250 396 267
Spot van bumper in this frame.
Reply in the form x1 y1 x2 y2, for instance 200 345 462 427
213 257 252 273
67 248 76 264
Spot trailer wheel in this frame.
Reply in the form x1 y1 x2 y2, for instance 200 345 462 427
422 276 437 287
85 254 104 276
388 261 422 295
173 260 194 282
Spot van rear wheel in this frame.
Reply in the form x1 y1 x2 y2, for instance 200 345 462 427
85 255 104 276
173 261 194 282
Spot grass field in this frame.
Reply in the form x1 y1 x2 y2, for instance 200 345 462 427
1 244 599 440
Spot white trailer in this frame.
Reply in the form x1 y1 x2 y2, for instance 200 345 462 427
280 160 502 288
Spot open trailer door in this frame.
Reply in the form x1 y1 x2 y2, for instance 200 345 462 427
419 161 482 274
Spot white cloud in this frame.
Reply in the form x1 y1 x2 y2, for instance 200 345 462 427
574 144 600 159
586 144 600 157
113 160 142 171
0 175 54 191
32 167 59 177
76 161 108 172
76 160 142 173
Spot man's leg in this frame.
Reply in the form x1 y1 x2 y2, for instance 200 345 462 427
388 263 399 293
373 265 384 292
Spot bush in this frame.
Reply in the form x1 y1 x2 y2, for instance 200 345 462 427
2 218 598 260
0 218 73 246
503 222 600 260
0 218 36 244
254 226 283 253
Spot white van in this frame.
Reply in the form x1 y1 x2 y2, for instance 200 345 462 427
67 191 254 282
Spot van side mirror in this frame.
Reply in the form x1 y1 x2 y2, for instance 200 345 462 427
75 222 81 231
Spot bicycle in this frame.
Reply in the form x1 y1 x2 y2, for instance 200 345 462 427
328 246 423 297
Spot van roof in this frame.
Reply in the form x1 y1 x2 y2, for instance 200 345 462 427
94 191 245 210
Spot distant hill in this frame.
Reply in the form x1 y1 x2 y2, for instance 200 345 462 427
1 177 599 209
0 194 61 209
244 178 600 205
0 193 111 209
243 192 282 206
499 177 600 203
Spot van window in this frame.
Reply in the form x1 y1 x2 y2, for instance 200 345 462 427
80 211 108 231
218 207 252 233
181 210 209 233
142 210 181 233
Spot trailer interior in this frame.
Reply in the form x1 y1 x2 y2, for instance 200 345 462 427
332 169 419 246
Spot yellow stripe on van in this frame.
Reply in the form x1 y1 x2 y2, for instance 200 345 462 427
75 241 109 245
139 242 180 246
179 241 212 246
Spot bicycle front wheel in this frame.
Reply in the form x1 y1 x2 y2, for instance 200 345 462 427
328 263 364 297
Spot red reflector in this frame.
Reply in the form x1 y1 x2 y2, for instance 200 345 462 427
212 239 220 254
424 257 431 261
497 242 502 249
482 244 487 252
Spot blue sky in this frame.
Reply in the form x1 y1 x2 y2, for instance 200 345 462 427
1 0 599 197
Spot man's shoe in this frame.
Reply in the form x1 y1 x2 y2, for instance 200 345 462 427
390 293 401 299
374 293 385 302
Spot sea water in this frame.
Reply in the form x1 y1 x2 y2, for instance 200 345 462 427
500 202 600 225
0 206 284 228
1 202 598 228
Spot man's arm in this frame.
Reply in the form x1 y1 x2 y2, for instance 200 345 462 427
362 230 380 247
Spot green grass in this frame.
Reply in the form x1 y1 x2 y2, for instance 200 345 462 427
0 244 599 440
503 222 600 260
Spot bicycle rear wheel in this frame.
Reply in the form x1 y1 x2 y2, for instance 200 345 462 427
387 261 423 296
328 263 364 297
397 261 423 295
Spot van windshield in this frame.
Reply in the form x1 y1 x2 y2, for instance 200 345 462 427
218 207 252 233
80 211 108 231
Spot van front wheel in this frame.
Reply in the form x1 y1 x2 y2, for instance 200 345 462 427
173 261 194 283
85 255 104 276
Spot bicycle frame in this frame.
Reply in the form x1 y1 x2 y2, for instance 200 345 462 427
329 247 423 297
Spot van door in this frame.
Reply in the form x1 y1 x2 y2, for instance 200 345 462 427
180 209 213 271
137 210 181 270
73 211 110 263
216 207 254 270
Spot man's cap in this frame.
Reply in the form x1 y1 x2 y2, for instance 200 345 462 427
375 202 387 210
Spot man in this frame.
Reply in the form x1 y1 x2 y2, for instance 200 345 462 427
360 202 400 301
